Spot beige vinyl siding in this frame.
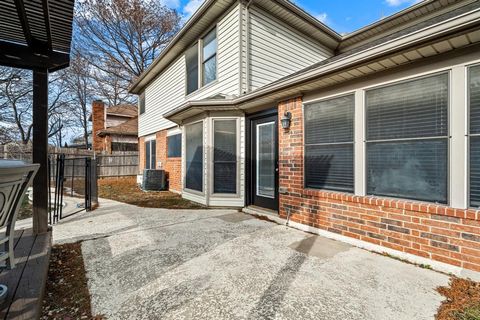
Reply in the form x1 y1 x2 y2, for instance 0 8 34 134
139 4 241 137
140 56 185 137
249 6 333 91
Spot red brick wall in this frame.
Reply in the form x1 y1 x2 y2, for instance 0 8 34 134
138 136 145 173
92 100 105 152
156 130 182 193
278 97 480 273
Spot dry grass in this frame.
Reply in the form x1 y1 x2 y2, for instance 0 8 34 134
98 177 205 209
437 277 480 320
41 243 105 320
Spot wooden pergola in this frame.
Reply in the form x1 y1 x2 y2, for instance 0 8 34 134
0 0 75 234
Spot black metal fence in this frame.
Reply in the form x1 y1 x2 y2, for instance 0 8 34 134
49 154 98 224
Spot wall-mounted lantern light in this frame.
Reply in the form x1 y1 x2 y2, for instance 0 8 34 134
281 111 292 130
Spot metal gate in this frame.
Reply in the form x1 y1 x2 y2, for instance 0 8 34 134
49 154 98 224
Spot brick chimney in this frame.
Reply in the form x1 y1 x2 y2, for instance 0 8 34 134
92 100 105 152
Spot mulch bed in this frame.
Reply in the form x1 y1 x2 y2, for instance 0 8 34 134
98 177 205 209
41 243 105 320
437 277 480 320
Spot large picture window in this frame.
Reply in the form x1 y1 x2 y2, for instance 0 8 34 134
185 122 203 192
469 65 480 207
213 120 237 194
145 139 156 170
186 44 199 95
167 134 182 158
202 29 217 86
304 94 354 192
366 73 449 203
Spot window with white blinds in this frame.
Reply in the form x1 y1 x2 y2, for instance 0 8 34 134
469 65 480 207
304 94 354 192
185 122 203 192
213 120 237 194
366 73 449 203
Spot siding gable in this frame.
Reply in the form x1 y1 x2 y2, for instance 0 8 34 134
249 6 333 91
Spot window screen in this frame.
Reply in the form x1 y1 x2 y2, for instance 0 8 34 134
304 94 354 192
186 44 198 95
213 120 237 194
167 134 182 158
469 65 480 207
202 29 217 86
366 73 449 203
185 122 203 192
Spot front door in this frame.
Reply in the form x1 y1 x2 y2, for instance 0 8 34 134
249 113 279 211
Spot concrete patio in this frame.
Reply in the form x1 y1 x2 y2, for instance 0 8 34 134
53 198 450 320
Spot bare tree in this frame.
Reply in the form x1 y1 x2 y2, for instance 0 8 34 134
0 67 71 144
75 0 181 103
60 52 94 148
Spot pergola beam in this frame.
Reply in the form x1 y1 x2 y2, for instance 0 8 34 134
41 0 53 51
13 0 34 48
0 40 69 71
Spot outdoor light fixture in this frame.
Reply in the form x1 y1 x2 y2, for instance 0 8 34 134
281 111 292 130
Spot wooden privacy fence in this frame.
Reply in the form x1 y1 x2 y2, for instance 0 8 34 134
0 145 139 178
96 153 138 178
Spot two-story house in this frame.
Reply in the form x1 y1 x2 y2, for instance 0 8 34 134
90 100 138 154
130 0 480 278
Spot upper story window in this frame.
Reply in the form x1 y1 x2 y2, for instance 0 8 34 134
139 92 145 114
202 29 217 86
469 65 480 207
185 28 217 95
304 94 354 192
366 73 449 204
186 44 199 95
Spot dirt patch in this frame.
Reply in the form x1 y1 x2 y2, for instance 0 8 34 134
436 277 480 320
41 243 105 320
98 177 204 209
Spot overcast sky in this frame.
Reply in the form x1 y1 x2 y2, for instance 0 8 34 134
166 0 422 34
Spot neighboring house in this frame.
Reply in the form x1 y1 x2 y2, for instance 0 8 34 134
130 0 480 278
68 132 92 149
90 101 138 154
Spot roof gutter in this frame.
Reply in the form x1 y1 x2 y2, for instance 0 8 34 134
164 7 480 120
130 0 341 94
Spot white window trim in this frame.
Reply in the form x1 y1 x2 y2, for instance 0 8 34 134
354 89 366 196
144 136 156 170
209 117 241 197
183 119 205 196
451 65 468 209
466 63 480 209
